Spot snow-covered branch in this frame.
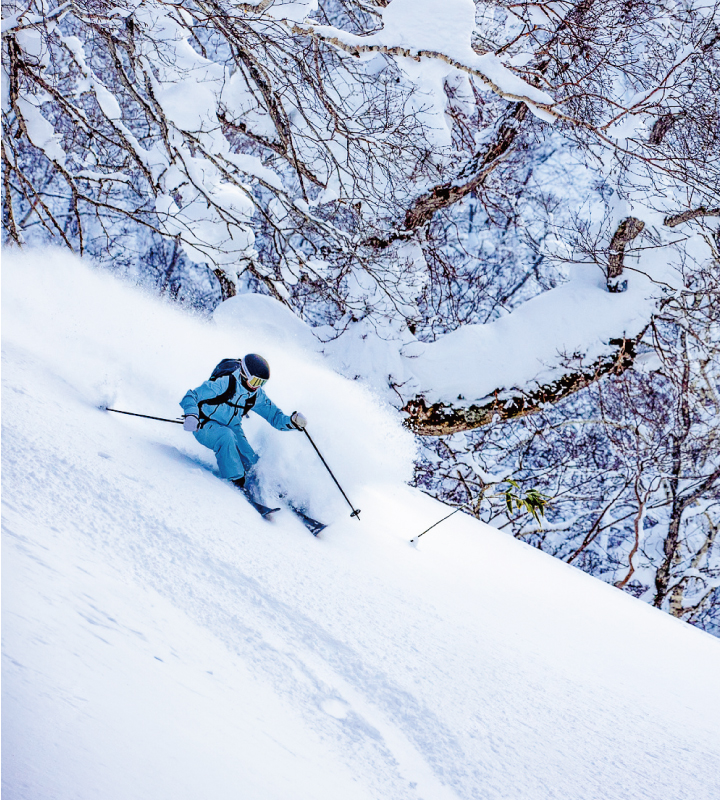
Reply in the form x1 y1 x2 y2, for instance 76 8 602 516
403 337 637 435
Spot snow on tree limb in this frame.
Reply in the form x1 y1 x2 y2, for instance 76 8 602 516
285 20 557 120
403 337 638 435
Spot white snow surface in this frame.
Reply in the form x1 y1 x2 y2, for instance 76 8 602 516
3 247 720 800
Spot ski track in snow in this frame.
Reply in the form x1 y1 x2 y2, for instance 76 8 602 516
3 248 720 800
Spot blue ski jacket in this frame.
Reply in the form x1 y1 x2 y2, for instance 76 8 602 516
180 369 294 431
180 369 295 481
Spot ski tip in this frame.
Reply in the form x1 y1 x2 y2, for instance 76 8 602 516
261 507 282 518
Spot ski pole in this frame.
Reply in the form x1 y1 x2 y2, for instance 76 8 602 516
303 428 361 520
103 407 184 425
410 508 461 543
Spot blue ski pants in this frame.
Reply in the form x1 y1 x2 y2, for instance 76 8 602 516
193 420 259 480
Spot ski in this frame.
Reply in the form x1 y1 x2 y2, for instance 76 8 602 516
242 489 281 519
238 484 324 533
289 505 327 536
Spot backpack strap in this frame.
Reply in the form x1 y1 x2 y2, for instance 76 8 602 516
242 390 257 417
197 373 237 425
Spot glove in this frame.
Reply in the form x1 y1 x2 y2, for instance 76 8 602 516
291 411 307 430
183 415 199 432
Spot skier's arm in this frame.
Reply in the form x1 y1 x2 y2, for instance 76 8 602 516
251 390 295 431
180 375 231 418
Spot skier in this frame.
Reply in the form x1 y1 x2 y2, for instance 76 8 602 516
180 354 306 490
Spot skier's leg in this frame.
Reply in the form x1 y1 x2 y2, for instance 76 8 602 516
229 424 260 473
194 422 246 480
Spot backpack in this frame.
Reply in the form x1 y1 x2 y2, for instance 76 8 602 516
197 359 257 424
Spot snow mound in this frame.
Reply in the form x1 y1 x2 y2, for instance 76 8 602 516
3 247 720 800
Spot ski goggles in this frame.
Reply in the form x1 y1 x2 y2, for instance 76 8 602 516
245 374 267 390
240 360 268 390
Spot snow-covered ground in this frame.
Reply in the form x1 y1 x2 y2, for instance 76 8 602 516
3 248 719 800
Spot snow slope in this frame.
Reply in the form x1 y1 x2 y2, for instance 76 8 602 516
3 248 720 800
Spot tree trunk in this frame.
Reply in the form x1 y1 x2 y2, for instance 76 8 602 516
214 268 237 301
607 217 644 292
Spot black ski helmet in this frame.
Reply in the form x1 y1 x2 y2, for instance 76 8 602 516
240 353 270 390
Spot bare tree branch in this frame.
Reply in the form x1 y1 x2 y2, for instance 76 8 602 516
664 207 720 228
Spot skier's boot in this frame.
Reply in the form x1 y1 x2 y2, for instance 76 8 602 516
232 475 280 518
